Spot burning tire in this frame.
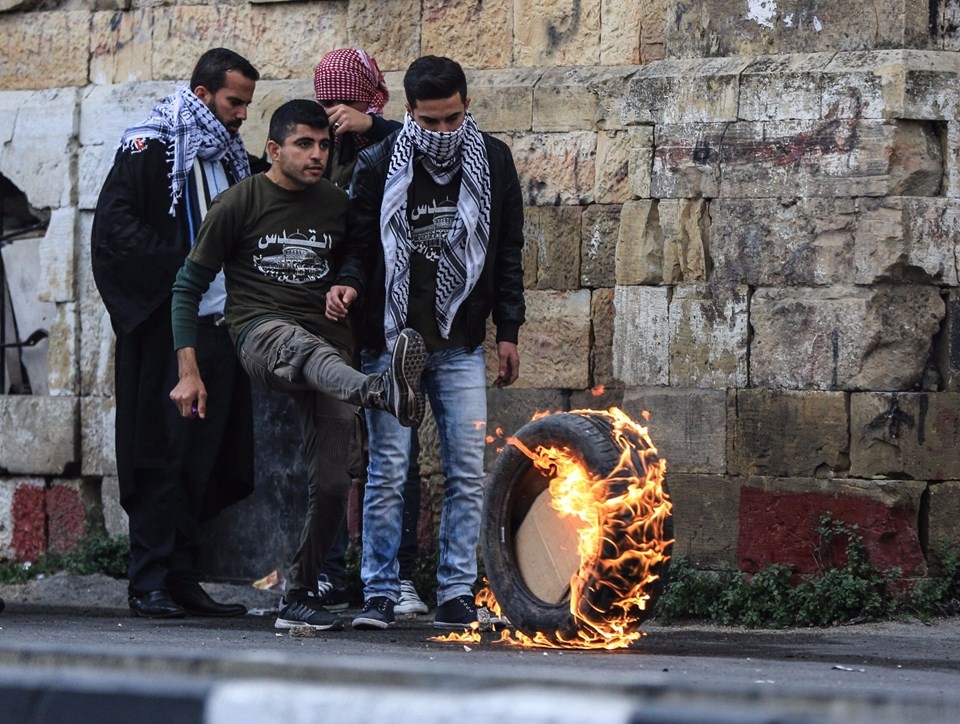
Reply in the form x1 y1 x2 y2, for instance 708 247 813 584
481 410 673 646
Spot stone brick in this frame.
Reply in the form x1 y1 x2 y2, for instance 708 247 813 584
946 122 960 199
616 200 662 285
569 384 624 412
46 479 100 554
728 390 849 478
650 122 724 199
90 8 152 85
928 481 960 561
1 478 46 562
936 289 960 393
612 285 669 386
485 388 569 471
533 65 637 132
622 57 748 126
524 206 581 290
0 12 90 89
347 0 420 72
660 198 709 284
589 288 616 388
850 392 960 481
488 290 591 390
751 285 943 391
0 88 78 210
739 53 833 121
48 302 79 397
580 204 620 288
622 387 727 474
81 396 117 477
666 473 739 567
512 132 597 205
0 396 78 475
737 477 926 577
594 131 635 204
712 197 960 289
422 0 512 69
99 476 128 540
78 213 116 398
627 126 654 198
513 0 601 67
669 284 748 389
600 0 667 65
151 5 348 82
37 208 78 304
665 0 931 59
467 69 539 133
237 79 315 158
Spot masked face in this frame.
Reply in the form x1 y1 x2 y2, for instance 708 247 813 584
405 92 470 133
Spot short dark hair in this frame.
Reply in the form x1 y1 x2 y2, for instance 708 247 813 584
403 55 468 107
190 48 259 94
268 99 330 145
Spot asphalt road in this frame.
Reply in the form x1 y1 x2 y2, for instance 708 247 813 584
1 575 959 722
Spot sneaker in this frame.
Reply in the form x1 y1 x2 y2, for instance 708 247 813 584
383 328 427 427
433 594 477 630
352 596 395 630
275 594 344 631
395 579 429 615
317 575 350 612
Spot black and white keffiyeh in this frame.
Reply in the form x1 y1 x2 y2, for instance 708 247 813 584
120 85 251 215
380 112 491 349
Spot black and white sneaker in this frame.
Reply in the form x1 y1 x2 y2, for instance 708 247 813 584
275 594 343 631
352 596 396 630
384 328 427 427
433 594 478 630
317 575 350 613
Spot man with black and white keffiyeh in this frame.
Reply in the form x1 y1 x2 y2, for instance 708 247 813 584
91 48 261 621
330 55 526 632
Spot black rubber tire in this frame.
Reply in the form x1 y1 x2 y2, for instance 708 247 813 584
481 411 673 642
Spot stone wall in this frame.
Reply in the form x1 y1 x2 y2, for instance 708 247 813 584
0 0 958 582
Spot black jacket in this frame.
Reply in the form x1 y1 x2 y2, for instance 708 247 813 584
342 129 526 355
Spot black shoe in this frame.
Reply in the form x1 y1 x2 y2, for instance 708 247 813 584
167 579 247 618
433 594 477 630
275 594 344 630
317 575 350 612
383 328 427 427
128 590 186 619
352 596 395 630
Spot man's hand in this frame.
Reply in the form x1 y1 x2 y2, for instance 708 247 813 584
169 347 207 419
326 285 358 321
494 341 520 388
326 105 374 137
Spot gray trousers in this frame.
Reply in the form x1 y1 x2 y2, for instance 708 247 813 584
239 319 372 596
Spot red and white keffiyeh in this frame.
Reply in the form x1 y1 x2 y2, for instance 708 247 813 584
313 48 389 114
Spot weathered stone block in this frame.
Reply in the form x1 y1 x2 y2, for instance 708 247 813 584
927 481 960 562
751 285 944 391
666 473 739 567
627 126 654 199
728 389 849 478
81 396 117 477
47 479 101 554
622 387 727 474
422 0 512 70
650 122 724 199
0 396 78 475
485 388 569 471
612 285 669 386
616 200 662 285
37 208 77 304
660 198 709 284
99 476 128 540
594 131 635 203
487 290 591 390
580 204 620 288
90 9 152 85
0 478 45 561
737 477 926 577
524 205 581 290
513 0 601 67
0 88 78 210
512 132 597 205
48 302 79 397
238 79 315 159
0 12 90 89
347 0 420 72
78 213 116 398
665 1 932 59
600 0 667 65
850 392 960 481
739 53 833 121
533 65 638 132
467 69 539 133
669 284 748 389
936 289 960 393
589 288 616 388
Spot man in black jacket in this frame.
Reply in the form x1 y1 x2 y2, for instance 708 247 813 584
91 48 260 619
327 55 526 631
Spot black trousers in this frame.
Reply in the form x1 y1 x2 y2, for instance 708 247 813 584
113 302 252 595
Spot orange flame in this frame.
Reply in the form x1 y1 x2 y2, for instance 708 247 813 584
433 407 672 650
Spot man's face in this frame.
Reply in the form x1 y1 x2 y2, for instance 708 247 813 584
195 69 256 136
266 124 331 190
405 92 470 133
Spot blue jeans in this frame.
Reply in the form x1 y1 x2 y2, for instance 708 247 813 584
360 345 486 604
